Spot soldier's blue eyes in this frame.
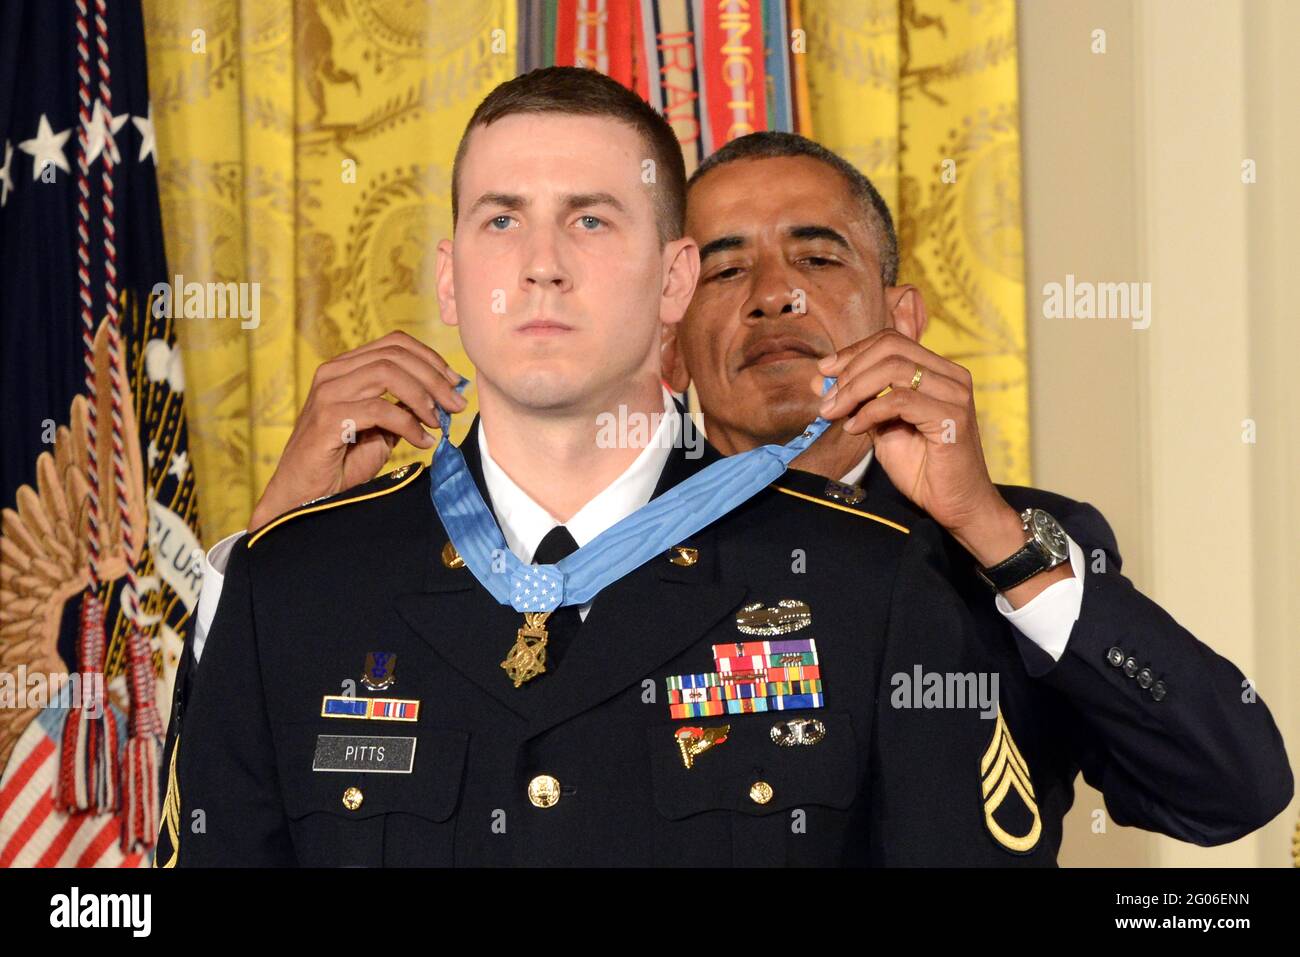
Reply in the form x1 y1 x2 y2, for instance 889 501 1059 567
486 215 603 230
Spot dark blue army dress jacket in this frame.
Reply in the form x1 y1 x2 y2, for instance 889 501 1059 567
156 414 1290 867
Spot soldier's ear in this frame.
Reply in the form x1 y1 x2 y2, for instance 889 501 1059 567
436 239 458 326
659 236 700 327
885 284 927 343
660 322 691 394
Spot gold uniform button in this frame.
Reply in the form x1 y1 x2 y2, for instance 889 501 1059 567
341 787 363 811
441 540 465 569
749 781 774 805
528 774 561 808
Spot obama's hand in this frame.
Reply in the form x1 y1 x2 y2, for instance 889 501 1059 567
249 331 467 531
813 329 1071 604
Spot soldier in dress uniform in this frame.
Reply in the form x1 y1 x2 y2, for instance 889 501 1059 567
164 65 1058 868
158 70 1292 867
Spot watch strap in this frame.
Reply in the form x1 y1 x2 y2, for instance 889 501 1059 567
977 542 1051 592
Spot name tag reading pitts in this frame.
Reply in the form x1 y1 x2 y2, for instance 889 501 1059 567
312 735 417 773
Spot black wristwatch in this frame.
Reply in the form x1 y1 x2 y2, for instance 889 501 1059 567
976 508 1070 592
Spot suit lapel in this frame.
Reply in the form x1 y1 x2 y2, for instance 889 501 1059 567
515 427 745 737
394 420 537 721
521 521 747 739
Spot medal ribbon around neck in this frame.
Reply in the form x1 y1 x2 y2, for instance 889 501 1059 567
430 378 836 612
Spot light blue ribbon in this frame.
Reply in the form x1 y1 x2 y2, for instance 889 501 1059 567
430 378 835 612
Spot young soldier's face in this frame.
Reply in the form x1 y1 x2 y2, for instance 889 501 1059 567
677 156 888 444
439 113 692 415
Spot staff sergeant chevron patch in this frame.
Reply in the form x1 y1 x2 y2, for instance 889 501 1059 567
980 708 1042 853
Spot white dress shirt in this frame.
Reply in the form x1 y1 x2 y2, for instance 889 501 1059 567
477 389 679 621
193 410 1084 664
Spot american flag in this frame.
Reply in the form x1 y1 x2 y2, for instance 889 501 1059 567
0 687 147 868
0 0 202 867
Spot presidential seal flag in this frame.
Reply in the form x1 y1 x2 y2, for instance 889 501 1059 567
0 0 201 866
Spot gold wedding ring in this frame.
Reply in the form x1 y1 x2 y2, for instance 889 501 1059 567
909 367 924 390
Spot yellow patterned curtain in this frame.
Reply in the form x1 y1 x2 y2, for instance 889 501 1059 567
143 0 1026 542
801 0 1028 484
142 1 515 543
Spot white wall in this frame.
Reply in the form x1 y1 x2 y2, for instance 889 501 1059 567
1019 0 1298 867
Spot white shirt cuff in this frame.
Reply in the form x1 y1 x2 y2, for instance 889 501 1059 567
193 530 244 664
993 534 1086 662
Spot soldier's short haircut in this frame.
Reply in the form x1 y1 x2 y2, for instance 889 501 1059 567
688 131 900 286
451 66 687 246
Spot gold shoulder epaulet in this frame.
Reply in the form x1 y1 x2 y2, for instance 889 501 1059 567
247 462 425 548
769 479 910 534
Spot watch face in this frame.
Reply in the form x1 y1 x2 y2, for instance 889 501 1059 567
1030 510 1070 561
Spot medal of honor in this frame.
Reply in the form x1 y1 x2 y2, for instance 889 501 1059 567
501 611 552 687
429 376 836 689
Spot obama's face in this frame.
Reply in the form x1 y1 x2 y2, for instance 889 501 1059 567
674 155 898 449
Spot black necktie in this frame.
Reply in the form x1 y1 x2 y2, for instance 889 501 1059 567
530 525 582 671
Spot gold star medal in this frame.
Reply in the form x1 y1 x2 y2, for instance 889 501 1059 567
501 612 551 687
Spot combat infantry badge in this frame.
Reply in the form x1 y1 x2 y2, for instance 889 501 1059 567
735 599 811 635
